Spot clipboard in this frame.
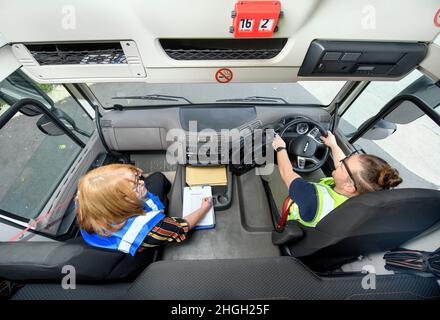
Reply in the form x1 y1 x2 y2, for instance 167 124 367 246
182 185 215 230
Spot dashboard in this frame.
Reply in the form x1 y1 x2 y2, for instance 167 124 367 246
178 111 331 173
101 104 331 172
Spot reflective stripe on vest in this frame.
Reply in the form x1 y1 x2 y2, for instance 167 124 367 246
144 191 165 212
80 192 166 256
287 177 348 227
117 211 163 253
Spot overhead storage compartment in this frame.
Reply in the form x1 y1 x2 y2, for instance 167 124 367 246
11 41 146 82
299 40 428 78
25 42 127 65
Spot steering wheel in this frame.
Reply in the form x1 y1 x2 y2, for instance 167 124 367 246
279 118 330 173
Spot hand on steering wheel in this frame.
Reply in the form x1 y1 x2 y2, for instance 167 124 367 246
278 118 330 173
320 130 338 149
272 133 286 150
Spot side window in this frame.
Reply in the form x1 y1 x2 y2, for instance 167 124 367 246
0 70 94 221
339 70 440 190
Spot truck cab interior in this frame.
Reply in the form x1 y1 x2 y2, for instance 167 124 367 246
0 0 440 300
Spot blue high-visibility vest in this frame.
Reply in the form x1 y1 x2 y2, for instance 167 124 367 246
80 192 165 256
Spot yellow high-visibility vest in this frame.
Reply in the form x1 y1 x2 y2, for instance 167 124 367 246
287 177 348 227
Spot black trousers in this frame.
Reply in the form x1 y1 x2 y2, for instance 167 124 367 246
143 172 171 208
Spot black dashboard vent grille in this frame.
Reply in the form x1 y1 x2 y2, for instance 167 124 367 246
164 48 282 60
26 42 126 65
160 38 287 60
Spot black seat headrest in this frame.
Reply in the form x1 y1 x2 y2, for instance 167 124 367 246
0 237 156 282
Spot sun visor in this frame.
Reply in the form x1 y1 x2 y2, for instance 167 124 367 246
299 40 428 78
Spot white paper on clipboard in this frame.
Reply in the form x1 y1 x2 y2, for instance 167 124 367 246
182 186 215 230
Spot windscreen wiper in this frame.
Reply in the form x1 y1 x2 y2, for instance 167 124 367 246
216 96 288 104
112 94 193 104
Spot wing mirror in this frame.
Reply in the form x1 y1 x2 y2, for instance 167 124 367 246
37 108 75 136
343 117 397 141
347 75 440 143
19 103 43 117
359 119 397 140
383 76 440 125
344 95 439 141
10 98 91 138
37 108 91 137
356 99 432 141
383 100 426 124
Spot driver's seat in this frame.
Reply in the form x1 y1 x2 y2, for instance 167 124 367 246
273 188 440 271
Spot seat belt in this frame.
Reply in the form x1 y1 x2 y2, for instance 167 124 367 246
277 196 294 230
8 198 70 242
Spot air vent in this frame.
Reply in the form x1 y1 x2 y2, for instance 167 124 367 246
160 38 287 60
25 42 127 65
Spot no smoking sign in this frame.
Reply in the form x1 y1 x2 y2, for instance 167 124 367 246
215 68 233 83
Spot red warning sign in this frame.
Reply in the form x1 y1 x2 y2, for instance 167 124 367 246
215 68 233 83
231 1 281 38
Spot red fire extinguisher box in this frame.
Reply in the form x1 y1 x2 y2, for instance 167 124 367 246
231 1 281 38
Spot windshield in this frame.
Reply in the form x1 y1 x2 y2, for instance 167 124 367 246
88 81 346 108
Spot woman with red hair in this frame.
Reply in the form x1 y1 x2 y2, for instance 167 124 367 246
76 164 211 256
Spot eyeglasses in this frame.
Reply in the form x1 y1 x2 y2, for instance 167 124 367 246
133 173 145 193
340 151 358 190
134 173 145 184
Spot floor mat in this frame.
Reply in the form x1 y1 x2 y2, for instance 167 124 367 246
131 153 177 184
131 153 177 173
162 169 280 260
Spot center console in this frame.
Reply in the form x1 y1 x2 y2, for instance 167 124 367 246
181 165 233 211
164 164 279 261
